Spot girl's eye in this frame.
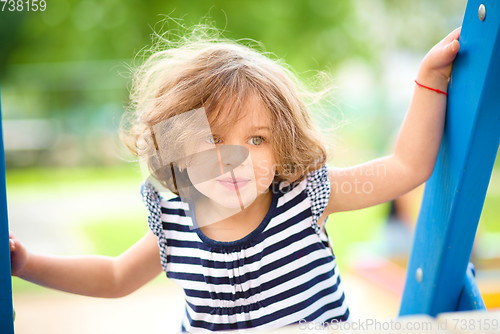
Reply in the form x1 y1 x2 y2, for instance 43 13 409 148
206 136 222 144
249 136 264 146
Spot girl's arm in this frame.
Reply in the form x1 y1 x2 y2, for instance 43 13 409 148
324 27 461 215
9 230 163 298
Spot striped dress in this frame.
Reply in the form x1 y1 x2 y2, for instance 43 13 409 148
141 165 349 333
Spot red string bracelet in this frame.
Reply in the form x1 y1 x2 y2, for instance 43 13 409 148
414 80 448 96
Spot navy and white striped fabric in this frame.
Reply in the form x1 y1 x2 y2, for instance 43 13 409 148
141 165 349 333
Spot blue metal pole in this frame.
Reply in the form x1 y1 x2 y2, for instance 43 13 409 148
0 80 15 332
399 0 500 316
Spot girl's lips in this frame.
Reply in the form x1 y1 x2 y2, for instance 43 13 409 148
216 178 250 190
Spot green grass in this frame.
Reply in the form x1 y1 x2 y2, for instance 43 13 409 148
79 214 149 257
6 164 142 195
326 204 389 269
480 194 500 233
12 276 46 295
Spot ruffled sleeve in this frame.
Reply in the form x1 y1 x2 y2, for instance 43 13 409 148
305 164 331 234
140 181 168 272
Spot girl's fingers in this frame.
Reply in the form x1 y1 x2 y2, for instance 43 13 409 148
432 37 460 70
428 27 461 70
450 39 460 53
9 239 15 250
445 39 460 57
445 27 461 43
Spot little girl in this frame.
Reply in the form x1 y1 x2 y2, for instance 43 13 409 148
9 26 461 332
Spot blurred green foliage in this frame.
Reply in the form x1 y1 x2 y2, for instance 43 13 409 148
1 0 466 72
1 1 465 107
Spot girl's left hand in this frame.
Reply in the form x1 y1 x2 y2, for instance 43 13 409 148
418 27 461 91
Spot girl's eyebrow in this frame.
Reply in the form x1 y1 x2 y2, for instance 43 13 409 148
249 126 271 132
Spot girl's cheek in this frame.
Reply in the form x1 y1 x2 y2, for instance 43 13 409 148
254 159 276 186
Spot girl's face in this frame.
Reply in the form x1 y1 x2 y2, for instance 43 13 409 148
186 95 276 213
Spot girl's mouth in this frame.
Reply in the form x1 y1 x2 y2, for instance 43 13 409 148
216 178 250 191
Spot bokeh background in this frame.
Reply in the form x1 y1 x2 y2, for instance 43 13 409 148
1 0 498 333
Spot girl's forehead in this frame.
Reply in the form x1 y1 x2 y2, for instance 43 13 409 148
208 94 273 130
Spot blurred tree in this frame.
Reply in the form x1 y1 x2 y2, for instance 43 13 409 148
0 11 25 74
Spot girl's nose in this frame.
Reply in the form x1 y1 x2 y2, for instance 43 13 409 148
218 145 249 173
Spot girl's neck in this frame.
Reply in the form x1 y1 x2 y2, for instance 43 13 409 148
195 190 273 242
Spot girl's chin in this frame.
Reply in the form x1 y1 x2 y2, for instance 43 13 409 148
195 187 257 209
210 193 257 209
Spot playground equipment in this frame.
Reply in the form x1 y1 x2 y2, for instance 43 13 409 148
0 85 14 333
399 0 500 316
0 0 498 333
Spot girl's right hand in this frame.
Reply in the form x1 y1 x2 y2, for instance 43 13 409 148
9 232 28 276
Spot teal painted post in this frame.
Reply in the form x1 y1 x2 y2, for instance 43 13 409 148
0 82 15 332
399 0 500 316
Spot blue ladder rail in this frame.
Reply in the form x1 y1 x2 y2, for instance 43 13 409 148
0 80 15 332
400 0 500 316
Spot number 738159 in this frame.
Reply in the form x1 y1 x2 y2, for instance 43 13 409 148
1 0 47 12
